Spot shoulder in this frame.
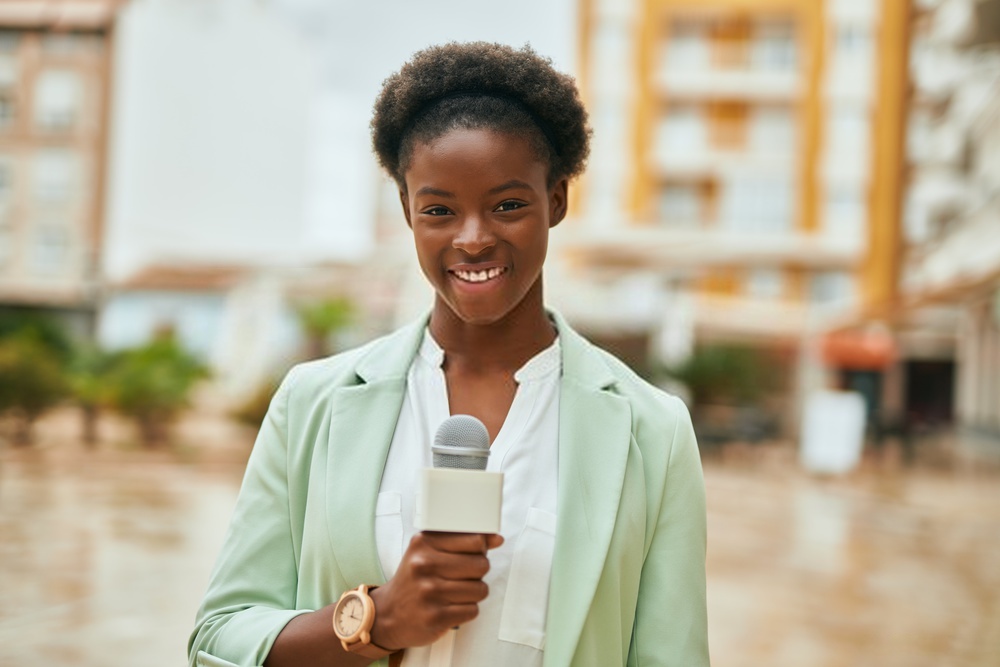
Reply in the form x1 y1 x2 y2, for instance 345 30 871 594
279 321 423 404
558 318 688 434
591 344 690 440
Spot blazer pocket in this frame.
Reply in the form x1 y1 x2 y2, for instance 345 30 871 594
498 507 558 650
375 491 403 580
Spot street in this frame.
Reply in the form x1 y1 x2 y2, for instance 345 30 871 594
1 415 998 666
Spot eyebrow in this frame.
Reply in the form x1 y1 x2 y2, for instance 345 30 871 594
488 179 533 195
413 179 535 199
415 186 454 198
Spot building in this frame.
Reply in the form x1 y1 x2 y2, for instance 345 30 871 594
565 0 909 432
892 0 1000 446
0 0 120 331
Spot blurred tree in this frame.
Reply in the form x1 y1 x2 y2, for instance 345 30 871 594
0 334 69 446
0 308 74 364
295 297 354 359
68 345 120 448
105 333 208 447
666 344 770 407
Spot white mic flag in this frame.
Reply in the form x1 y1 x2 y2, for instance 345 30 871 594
415 415 503 534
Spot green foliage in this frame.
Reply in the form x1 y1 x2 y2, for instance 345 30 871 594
0 333 69 445
665 345 771 406
0 308 74 365
295 297 354 358
104 334 209 446
68 345 120 409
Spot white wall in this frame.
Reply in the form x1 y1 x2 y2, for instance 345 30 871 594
103 0 578 281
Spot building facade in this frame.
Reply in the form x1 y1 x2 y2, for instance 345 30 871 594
566 0 910 434
0 1 119 325
897 0 1000 442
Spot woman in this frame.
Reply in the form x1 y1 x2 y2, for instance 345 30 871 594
190 42 708 667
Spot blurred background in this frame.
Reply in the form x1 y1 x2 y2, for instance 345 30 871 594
0 0 998 665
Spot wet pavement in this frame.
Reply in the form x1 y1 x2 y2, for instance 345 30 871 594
1 416 999 666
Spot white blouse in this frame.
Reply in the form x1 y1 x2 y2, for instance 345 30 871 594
375 329 562 667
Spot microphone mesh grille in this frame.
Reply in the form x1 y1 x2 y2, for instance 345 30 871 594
432 415 490 470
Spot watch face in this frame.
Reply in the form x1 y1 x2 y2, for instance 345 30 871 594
335 595 364 637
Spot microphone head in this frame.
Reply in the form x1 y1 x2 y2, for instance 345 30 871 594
432 415 490 470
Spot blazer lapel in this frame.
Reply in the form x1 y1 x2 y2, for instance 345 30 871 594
325 320 425 588
544 315 633 665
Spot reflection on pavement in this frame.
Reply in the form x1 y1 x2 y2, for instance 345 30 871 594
2 439 999 666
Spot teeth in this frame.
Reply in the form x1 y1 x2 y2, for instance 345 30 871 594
454 267 506 283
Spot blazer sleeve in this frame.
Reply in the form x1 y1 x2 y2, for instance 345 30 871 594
188 369 312 667
628 396 710 666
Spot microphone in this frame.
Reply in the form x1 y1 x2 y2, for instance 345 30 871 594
414 415 504 534
432 414 490 469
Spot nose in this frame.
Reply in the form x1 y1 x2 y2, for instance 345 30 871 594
452 215 496 256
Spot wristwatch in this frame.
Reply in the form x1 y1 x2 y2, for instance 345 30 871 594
332 584 394 659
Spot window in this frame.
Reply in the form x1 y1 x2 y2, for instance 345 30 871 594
752 20 797 70
658 185 702 225
0 161 11 198
0 31 20 53
745 269 785 299
827 104 870 156
32 225 71 274
34 69 82 130
0 54 16 88
0 94 14 127
664 20 711 71
809 271 856 305
0 219 11 268
656 106 708 158
833 24 872 63
41 33 103 55
749 106 795 155
823 184 866 241
720 174 793 234
33 149 78 202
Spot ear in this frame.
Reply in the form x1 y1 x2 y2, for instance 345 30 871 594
399 188 412 229
548 178 569 228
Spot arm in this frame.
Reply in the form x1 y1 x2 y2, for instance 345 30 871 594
188 371 318 667
189 368 501 667
628 397 710 666
266 531 503 666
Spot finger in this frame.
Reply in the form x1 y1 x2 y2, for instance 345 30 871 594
422 532 494 554
485 533 504 550
434 602 480 629
427 579 490 605
409 549 490 581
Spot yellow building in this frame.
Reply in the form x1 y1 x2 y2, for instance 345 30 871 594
572 0 907 340
564 0 909 427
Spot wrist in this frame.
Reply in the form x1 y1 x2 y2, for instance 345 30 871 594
368 585 400 651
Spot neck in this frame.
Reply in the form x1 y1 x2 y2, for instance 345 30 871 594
429 280 556 374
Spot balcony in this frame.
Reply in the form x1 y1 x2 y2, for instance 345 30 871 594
656 66 800 101
559 226 865 272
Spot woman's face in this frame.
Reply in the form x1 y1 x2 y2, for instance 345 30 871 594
400 128 568 327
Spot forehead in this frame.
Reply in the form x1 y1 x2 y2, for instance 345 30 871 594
404 128 549 191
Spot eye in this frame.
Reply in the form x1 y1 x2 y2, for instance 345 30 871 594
494 200 526 213
421 206 452 216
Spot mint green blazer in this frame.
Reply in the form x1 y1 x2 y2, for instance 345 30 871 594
189 313 709 667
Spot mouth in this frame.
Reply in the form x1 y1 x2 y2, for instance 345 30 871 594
449 266 508 284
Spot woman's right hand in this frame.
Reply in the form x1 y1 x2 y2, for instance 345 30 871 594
368 531 504 650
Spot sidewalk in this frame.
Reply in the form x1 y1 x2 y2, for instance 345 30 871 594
1 412 998 666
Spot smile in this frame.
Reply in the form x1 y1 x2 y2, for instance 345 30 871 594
451 267 508 283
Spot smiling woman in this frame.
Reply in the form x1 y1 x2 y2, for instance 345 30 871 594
189 42 709 667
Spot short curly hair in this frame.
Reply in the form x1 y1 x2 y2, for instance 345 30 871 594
371 42 591 189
